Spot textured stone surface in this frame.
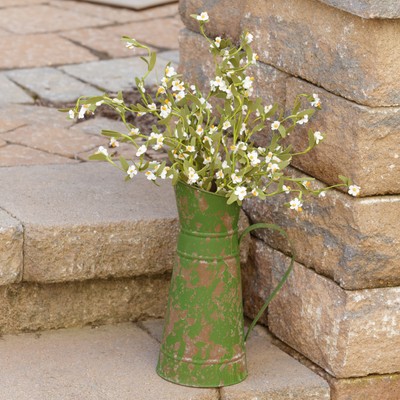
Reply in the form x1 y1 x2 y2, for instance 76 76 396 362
0 5 110 34
6 68 102 104
0 125 105 159
0 276 169 334
84 0 178 10
260 245 400 377
0 144 77 167
329 373 400 400
179 0 247 41
0 74 34 105
0 163 178 283
243 0 400 106
179 29 288 107
0 211 23 285
282 78 400 196
0 34 98 69
0 322 218 400
243 174 400 289
317 0 400 19
61 56 176 93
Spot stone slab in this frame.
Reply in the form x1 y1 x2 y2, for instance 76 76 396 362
6 68 102 105
0 125 105 159
0 34 98 69
84 0 178 10
0 322 218 399
241 0 400 106
0 144 78 167
61 56 176 93
283 78 400 196
0 276 169 334
0 0 45 6
0 5 110 34
317 0 400 19
0 210 23 285
259 245 400 377
70 117 127 136
0 163 178 283
243 171 400 290
142 318 330 399
0 74 34 105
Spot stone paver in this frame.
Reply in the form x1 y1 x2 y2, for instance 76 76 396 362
85 0 178 10
6 67 102 104
0 163 178 283
0 0 45 6
0 144 78 167
0 5 110 34
60 55 176 93
0 323 218 400
0 125 105 158
69 117 127 136
0 34 98 69
0 210 23 285
142 319 330 399
0 74 34 105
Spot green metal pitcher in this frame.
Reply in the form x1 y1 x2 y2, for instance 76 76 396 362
157 180 247 387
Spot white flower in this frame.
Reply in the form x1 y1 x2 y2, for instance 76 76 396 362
251 188 259 197
248 150 260 166
215 37 221 48
148 103 157 111
145 171 157 181
196 12 209 22
127 165 137 179
175 90 186 102
271 121 280 130
109 137 119 148
231 173 242 184
221 160 229 169
267 163 280 174
136 145 147 157
238 142 247 151
112 98 123 104
160 104 171 118
289 198 303 211
78 104 89 119
96 146 108 157
242 104 248 115
202 136 213 145
234 186 247 201
138 83 146 93
186 145 196 153
172 79 184 92
314 131 324 144
265 151 274 163
130 127 140 135
160 166 171 180
311 93 321 108
209 125 218 134
215 170 224 180
297 114 309 125
161 77 168 88
165 65 176 78
196 125 204 136
96 100 104 106
242 76 254 90
125 42 135 50
244 32 254 44
187 167 199 184
348 185 361 197
282 185 291 194
319 191 326 198
157 86 166 95
203 156 212 165
190 84 196 93
222 121 231 130
264 105 273 114
68 110 75 119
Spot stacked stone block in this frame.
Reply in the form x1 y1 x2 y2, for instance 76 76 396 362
178 0 400 398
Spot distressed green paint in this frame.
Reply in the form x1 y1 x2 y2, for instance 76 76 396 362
157 181 247 387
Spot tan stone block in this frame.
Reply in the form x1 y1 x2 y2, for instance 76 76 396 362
0 211 23 285
329 373 400 400
243 0 400 106
0 125 105 159
0 34 98 69
0 275 169 334
281 78 400 196
0 5 110 34
179 0 247 41
243 173 400 289
0 0 44 5
0 144 78 167
0 139 6 148
179 29 288 107
257 245 400 377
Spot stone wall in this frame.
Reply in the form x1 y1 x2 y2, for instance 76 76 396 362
178 0 400 398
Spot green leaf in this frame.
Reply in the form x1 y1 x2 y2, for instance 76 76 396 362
148 52 157 72
227 193 238 205
119 156 129 172
88 153 108 161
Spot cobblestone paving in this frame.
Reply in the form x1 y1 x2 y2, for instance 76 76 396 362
0 0 182 167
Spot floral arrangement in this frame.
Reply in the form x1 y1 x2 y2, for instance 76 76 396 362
66 12 360 207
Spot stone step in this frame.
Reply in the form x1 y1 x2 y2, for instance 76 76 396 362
0 162 178 333
0 320 330 399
